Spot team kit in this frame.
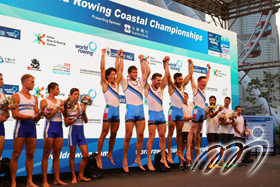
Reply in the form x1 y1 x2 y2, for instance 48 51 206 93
0 49 246 187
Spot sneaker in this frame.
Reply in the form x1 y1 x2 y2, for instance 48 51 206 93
185 165 192 171
208 165 214 169
179 165 186 172
215 165 222 169
222 164 229 168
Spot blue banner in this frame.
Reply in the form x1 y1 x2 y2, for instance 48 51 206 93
0 0 215 55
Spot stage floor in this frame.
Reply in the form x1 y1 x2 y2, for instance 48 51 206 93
15 155 280 187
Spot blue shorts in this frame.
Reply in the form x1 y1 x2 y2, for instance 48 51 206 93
0 122 4 136
125 104 145 123
148 110 166 125
44 121 63 139
103 105 120 123
13 119 36 138
168 105 184 121
192 106 205 123
68 125 87 146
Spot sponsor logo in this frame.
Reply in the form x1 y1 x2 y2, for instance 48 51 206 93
2 84 19 95
75 41 97 57
0 56 15 64
0 26 21 40
119 95 126 104
27 59 41 71
34 33 45 45
194 66 207 74
208 32 230 59
106 48 134 61
124 24 131 33
221 87 228 96
80 69 101 76
206 87 218 92
53 63 70 75
45 88 66 97
88 89 97 100
33 86 44 98
169 60 183 72
34 32 66 47
88 118 102 124
213 69 227 78
149 56 162 66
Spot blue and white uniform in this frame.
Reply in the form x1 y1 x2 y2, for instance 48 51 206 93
168 86 184 121
103 82 120 123
0 92 5 136
68 105 87 146
43 99 63 139
192 88 206 123
146 86 165 125
13 92 36 138
121 78 146 123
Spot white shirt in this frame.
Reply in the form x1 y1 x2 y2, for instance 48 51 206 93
170 86 184 108
218 107 234 134
205 106 220 134
234 115 244 138
182 104 193 132
120 78 145 106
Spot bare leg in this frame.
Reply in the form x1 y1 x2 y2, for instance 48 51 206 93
158 124 170 168
179 142 186 166
123 122 134 172
207 140 214 167
42 138 54 187
175 121 185 161
107 122 120 165
167 121 175 163
0 136 5 173
194 123 203 162
25 138 38 187
10 138 25 187
186 122 197 161
134 120 145 171
53 138 67 185
69 146 77 184
96 122 110 169
77 145 91 182
146 125 156 171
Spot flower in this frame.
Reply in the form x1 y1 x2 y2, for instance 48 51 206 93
3 96 17 110
80 94 92 106
232 112 237 118
208 105 215 113
243 129 252 137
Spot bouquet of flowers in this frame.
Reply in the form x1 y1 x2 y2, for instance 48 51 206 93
80 94 92 106
231 112 237 118
67 99 78 112
242 129 252 138
208 105 216 113
2 96 17 110
220 112 228 121
43 104 58 115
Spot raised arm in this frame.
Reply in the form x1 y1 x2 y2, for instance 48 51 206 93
205 64 211 85
100 48 107 85
182 59 194 87
161 56 170 91
139 55 151 82
116 49 124 84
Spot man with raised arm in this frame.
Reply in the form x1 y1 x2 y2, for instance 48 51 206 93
186 63 211 164
10 74 42 187
96 49 124 169
144 56 170 171
121 54 150 172
166 59 193 163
